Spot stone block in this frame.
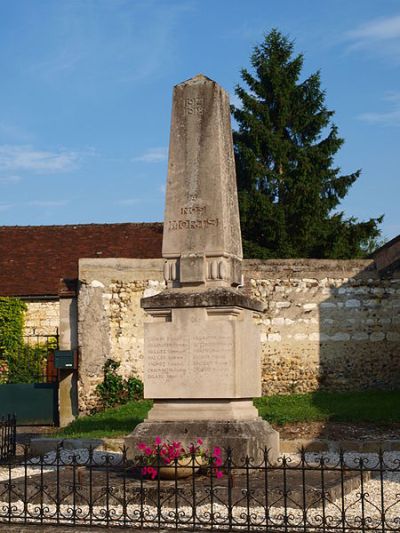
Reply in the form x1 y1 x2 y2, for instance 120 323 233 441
126 419 280 464
30 438 63 456
144 306 260 400
63 438 103 450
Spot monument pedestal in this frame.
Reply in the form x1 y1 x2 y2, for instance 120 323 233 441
126 288 280 463
126 419 279 464
146 399 259 421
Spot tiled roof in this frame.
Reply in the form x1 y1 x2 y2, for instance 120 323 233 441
0 223 163 297
372 234 400 274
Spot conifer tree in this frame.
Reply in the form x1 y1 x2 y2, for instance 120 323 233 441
232 29 382 259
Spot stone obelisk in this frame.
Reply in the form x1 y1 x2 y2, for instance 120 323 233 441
126 75 279 462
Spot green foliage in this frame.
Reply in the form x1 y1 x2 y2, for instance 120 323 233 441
0 298 58 384
6 344 48 384
96 358 144 410
55 390 400 439
232 29 382 259
254 390 400 425
55 400 152 438
0 298 27 357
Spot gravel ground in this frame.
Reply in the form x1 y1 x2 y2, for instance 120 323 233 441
0 449 399 530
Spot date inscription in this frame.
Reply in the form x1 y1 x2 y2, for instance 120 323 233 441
184 97 203 116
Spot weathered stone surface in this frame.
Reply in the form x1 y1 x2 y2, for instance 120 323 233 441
146 400 259 421
126 419 279 464
162 74 242 288
24 300 59 336
135 76 271 440
77 257 400 413
141 286 264 312
144 307 261 400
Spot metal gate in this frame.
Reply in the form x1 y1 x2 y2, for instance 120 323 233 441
0 334 59 425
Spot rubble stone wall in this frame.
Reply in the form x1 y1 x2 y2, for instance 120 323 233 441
77 258 400 413
24 300 60 337
78 258 164 412
243 260 400 395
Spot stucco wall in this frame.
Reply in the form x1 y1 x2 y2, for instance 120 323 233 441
77 258 400 413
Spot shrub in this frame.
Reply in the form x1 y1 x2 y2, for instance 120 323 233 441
0 298 27 358
96 359 144 410
7 344 48 384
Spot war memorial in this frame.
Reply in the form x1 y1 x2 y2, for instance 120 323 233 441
126 74 279 462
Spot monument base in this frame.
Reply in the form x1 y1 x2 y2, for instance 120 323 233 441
125 419 280 465
146 399 260 421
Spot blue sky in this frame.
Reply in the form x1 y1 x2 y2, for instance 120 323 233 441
0 0 398 240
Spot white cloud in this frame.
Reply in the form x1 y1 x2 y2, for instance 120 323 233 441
132 147 168 163
0 145 79 173
344 15 400 63
27 200 68 207
358 91 400 126
115 198 142 206
0 200 67 211
0 175 22 184
27 2 194 85
346 15 400 41
0 122 33 143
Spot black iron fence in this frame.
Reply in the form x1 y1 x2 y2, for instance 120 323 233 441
0 415 16 462
0 446 399 531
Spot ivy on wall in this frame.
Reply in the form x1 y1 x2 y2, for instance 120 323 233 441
0 297 27 357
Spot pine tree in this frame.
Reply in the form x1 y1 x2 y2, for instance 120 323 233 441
232 29 382 259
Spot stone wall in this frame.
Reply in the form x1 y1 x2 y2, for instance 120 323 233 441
24 300 60 337
243 260 400 395
77 258 400 413
78 258 164 412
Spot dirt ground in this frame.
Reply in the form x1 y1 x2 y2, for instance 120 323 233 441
274 421 400 441
16 421 400 445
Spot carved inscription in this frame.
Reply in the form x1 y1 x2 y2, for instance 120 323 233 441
192 335 233 375
184 97 203 116
146 337 189 381
180 206 206 215
168 218 219 231
145 332 233 386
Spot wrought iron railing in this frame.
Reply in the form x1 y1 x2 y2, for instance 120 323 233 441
0 446 399 531
0 415 16 462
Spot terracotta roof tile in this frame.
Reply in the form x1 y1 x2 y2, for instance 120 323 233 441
0 223 163 297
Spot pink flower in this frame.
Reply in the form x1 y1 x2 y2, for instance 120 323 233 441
214 457 223 467
213 447 222 457
197 438 203 445
216 470 223 479
144 447 153 456
138 443 146 450
172 441 181 448
147 466 158 480
155 436 162 445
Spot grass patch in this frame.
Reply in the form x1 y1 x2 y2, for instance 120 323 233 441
54 390 400 439
55 400 152 438
254 390 400 426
